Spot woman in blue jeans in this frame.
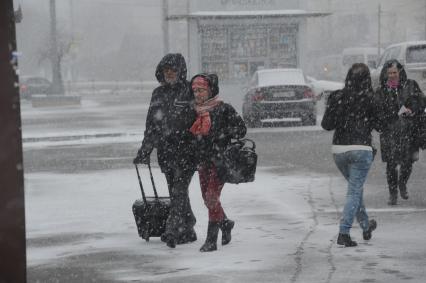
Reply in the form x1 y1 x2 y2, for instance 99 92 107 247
321 63 385 247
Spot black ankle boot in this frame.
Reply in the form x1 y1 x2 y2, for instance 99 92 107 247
337 233 357 247
177 228 197 244
220 219 234 245
162 234 176 248
399 183 409 200
387 194 397 205
363 219 377 240
200 222 219 252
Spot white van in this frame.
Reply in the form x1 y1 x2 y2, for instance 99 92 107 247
312 54 343 82
371 41 426 91
341 47 382 77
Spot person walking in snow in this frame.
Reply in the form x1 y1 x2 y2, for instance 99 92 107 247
134 53 198 248
321 63 384 247
189 73 246 252
375 59 426 205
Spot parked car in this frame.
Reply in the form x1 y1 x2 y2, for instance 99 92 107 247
371 41 426 91
19 76 52 99
242 68 316 127
306 76 344 101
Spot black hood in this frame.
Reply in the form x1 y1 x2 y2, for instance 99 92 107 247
155 53 187 84
379 59 407 88
190 73 220 98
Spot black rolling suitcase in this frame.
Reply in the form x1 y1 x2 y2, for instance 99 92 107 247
132 163 170 241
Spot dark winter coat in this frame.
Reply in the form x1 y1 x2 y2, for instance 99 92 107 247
375 59 426 163
321 63 384 147
322 88 383 147
140 53 197 172
192 102 247 169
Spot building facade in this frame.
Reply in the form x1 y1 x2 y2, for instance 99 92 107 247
167 0 328 82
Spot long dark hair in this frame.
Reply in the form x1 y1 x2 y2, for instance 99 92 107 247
344 63 373 92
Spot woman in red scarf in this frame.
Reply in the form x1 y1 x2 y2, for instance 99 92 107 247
190 74 247 252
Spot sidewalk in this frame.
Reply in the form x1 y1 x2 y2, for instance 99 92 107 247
25 166 426 282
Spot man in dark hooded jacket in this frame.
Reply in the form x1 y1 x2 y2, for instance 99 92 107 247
134 53 197 248
375 59 426 205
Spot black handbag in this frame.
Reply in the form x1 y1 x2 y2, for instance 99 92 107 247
218 138 258 184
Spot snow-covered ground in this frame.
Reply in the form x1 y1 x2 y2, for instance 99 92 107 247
22 94 426 282
25 165 426 282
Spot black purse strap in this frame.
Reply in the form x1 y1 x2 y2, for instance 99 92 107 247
134 162 159 205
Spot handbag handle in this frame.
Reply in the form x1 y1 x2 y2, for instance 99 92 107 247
234 138 256 150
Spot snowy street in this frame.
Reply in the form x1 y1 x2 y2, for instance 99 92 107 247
25 166 426 283
22 91 426 282
4 1 425 281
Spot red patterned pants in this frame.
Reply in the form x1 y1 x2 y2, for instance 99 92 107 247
198 164 225 222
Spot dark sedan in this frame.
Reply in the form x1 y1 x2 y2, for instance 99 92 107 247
242 68 317 127
19 76 52 99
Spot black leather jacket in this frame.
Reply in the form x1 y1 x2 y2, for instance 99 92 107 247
322 88 384 146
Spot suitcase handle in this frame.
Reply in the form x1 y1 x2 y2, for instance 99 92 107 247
134 162 159 205
147 162 159 199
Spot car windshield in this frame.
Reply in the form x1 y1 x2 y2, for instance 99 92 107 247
257 70 306 87
406 45 426 63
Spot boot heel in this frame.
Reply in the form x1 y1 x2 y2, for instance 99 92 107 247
337 233 357 247
221 219 234 245
200 222 219 252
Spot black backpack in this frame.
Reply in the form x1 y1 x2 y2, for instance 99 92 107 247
218 139 257 184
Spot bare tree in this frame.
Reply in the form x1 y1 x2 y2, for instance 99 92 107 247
37 25 73 94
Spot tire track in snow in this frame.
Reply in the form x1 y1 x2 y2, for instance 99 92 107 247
290 175 338 283
290 175 318 283
324 176 340 283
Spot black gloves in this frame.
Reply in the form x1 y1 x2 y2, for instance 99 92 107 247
133 149 150 164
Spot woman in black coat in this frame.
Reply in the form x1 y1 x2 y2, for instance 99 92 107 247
321 63 383 247
375 59 426 205
134 53 197 248
189 73 246 252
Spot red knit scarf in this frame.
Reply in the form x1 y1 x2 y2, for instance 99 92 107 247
190 96 222 136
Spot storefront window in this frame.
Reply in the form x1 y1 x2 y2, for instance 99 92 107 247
202 62 229 79
233 62 249 79
270 26 297 60
230 26 267 58
200 24 297 80
200 26 228 61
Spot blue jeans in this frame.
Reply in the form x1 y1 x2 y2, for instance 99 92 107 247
333 150 373 235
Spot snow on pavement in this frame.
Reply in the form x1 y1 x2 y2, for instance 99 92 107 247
25 166 426 282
